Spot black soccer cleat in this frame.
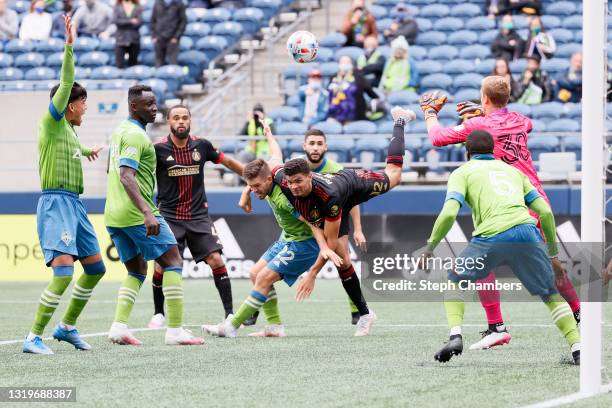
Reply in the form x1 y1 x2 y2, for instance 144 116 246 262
242 311 259 327
573 309 581 324
435 335 463 363
572 350 580 365
351 312 360 325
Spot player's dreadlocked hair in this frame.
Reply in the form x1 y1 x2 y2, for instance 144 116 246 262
128 84 154 102
466 130 494 157
284 158 311 176
50 82 87 104
243 159 271 180
304 128 326 140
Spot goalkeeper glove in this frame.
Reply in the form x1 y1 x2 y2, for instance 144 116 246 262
456 101 484 120
418 91 447 119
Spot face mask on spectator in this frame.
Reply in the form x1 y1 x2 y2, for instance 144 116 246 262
531 26 541 35
395 12 407 21
35 6 44 13
309 81 322 90
339 64 353 73
502 22 513 30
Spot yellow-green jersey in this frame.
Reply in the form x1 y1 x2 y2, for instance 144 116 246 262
266 184 312 242
312 157 343 174
104 119 159 228
38 45 92 194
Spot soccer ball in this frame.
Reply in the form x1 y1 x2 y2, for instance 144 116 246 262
287 30 319 63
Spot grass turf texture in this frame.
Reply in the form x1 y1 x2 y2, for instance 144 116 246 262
1 280 611 407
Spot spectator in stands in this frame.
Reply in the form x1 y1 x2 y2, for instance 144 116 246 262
238 103 276 163
0 0 18 41
485 0 508 18
553 52 582 103
357 36 385 87
504 0 541 16
516 54 552 104
52 0 76 38
209 0 244 9
72 0 113 38
151 0 186 67
298 70 329 127
379 36 419 94
327 55 378 123
492 58 520 102
340 0 377 48
19 0 52 41
491 15 525 61
383 3 418 45
113 0 142 69
525 16 555 60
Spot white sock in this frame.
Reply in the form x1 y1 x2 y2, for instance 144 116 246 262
450 326 462 336
61 322 75 331
26 332 39 341
166 327 182 336
571 342 580 353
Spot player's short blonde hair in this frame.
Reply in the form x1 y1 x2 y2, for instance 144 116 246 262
481 76 511 108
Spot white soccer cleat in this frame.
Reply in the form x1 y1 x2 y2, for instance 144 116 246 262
247 324 287 338
165 328 205 346
468 330 512 350
391 106 417 122
354 309 377 337
148 313 166 329
108 322 142 346
202 314 237 338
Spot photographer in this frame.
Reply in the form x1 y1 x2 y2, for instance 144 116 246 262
237 103 276 163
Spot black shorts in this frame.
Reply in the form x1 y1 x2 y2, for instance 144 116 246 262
165 216 223 263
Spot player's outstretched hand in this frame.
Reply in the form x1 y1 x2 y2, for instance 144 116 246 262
87 145 104 162
456 101 484 120
295 274 316 302
321 247 343 268
551 257 567 288
238 192 252 213
353 230 367 251
64 14 74 45
390 106 417 122
144 212 160 236
418 91 447 117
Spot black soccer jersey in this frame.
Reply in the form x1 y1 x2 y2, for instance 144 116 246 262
155 135 224 221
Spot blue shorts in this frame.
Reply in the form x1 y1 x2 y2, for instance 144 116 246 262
262 238 319 286
448 224 557 297
37 190 101 266
106 217 177 263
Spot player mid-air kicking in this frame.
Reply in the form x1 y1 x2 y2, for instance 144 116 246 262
422 130 580 365
418 76 581 350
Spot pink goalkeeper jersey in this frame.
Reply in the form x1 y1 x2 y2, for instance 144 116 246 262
428 107 549 204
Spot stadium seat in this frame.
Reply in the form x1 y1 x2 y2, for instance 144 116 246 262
186 7 208 23
531 119 547 132
142 8 152 23
355 137 389 163
0 53 14 68
556 43 582 58
180 36 194 52
286 93 300 107
408 45 427 61
178 50 208 80
531 102 565 121
509 59 527 75
411 121 428 134
233 8 265 34
453 73 484 89
335 46 364 62
541 58 570 74
73 67 90 80
528 136 560 160
415 59 442 75
546 118 580 133
9 0 29 13
419 4 450 18
405 137 423 163
141 78 169 104
465 16 495 31
507 103 532 117
344 120 377 135
420 73 453 90
574 30 582 42
367 4 387 19
316 47 334 63
433 17 464 32
268 106 300 123
453 88 480 102
548 28 574 44
89 66 122 80
200 7 231 24
3 80 33 91
73 37 99 53
474 58 495 75
326 138 355 162
562 136 582 160
318 32 347 48
220 140 247 154
139 25 150 37
545 1 577 17
79 51 110 68
310 119 343 135
319 62 339 79
376 18 393 32
443 59 474 75
185 22 212 39
438 105 457 120
139 52 156 66
276 121 308 135
416 31 447 47
415 18 433 32
14 52 44 69
251 0 282 20
0 67 24 81
34 38 64 56
428 45 458 61
98 38 116 52
564 103 582 119
4 39 34 56
461 44 490 60
376 121 394 134
512 15 529 30
478 30 498 45
387 90 420 105
122 65 155 80
195 36 228 60
447 30 478 46
212 22 244 44
24 67 55 81
450 3 481 18
155 65 186 95
541 15 561 30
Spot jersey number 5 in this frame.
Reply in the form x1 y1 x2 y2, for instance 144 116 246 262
489 171 517 196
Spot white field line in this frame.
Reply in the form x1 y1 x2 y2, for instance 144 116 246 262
520 383 612 408
0 327 162 346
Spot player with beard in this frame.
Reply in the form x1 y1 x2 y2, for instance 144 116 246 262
147 105 244 328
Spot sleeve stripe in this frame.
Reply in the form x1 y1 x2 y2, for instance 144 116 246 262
445 191 465 207
213 151 225 164
119 158 139 170
524 190 541 206
48 102 64 122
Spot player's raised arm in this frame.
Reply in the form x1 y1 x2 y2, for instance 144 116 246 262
238 185 253 213
49 15 75 122
261 116 283 167
418 91 471 147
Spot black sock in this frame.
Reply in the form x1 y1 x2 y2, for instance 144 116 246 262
152 271 165 316
212 266 233 315
338 265 369 316
386 119 406 166
488 322 506 333
450 334 462 340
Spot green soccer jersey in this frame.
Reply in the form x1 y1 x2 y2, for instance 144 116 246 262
266 184 312 242
313 157 343 174
104 119 159 228
38 45 92 194
446 154 538 237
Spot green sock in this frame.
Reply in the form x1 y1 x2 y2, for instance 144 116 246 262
544 294 580 347
349 297 358 314
62 267 105 326
262 286 281 325
162 268 184 329
231 290 267 328
30 275 72 335
114 273 144 324
444 288 465 328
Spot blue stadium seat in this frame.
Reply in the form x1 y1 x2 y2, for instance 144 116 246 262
79 51 110 68
419 4 450 18
367 4 388 19
415 18 433 32
4 39 34 56
509 59 527 75
405 137 423 163
73 67 90 80
478 30 498 45
233 8 265 34
416 31 446 46
180 36 194 52
310 120 343 135
562 136 581 160
316 47 334 63
376 121 394 134
276 121 308 135
474 58 495 75
447 30 478 46
220 140 247 155
545 1 577 17
541 58 570 74
141 78 169 104
286 93 300 107
10 0 29 13
186 8 208 23
465 16 495 31
507 103 532 117
89 66 122 80
443 59 474 75
531 102 565 121
73 37 99 53
195 36 228 60
155 65 186 95
556 43 582 58
531 119 547 132
461 44 490 60
564 103 581 119
415 59 442 75
0 53 14 68
335 46 364 62
453 88 480 102
387 90 420 105
200 7 231 24
548 28 574 44
3 80 33 91
185 22 211 39
574 30 582 42
0 67 24 81
541 15 561 30
139 52 156 66
326 137 355 162
409 45 427 61
453 73 484 89
319 62 339 78
512 15 529 30
546 118 580 133
450 3 481 18
411 121 428 134
25 67 55 81
433 17 464 32
528 136 560 160
318 32 347 48
212 22 244 44
428 45 458 61
98 38 116 52
355 137 388 163
251 0 282 20
438 105 456 120
420 73 452 90
376 18 393 32
142 8 152 23
139 25 150 37
140 36 154 52
123 65 155 80
344 120 377 135
34 38 64 56
178 50 208 80
268 106 300 123
14 52 44 69
389 3 419 16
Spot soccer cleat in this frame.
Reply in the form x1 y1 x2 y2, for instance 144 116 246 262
468 329 512 350
435 335 464 363
52 324 91 350
242 311 259 327
573 309 581 324
202 314 237 338
351 312 360 325
108 322 142 345
165 328 205 345
23 336 54 355
572 350 580 365
354 309 377 336
247 324 286 338
148 313 166 329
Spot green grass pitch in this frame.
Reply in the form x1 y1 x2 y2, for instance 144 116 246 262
1 280 612 407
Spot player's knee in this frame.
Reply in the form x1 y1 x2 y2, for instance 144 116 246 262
255 268 279 287
385 166 402 188
205 251 224 268
82 259 106 276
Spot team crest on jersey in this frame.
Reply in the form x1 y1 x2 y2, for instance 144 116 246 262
310 208 320 221
61 231 73 246
192 150 201 161
329 205 340 217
